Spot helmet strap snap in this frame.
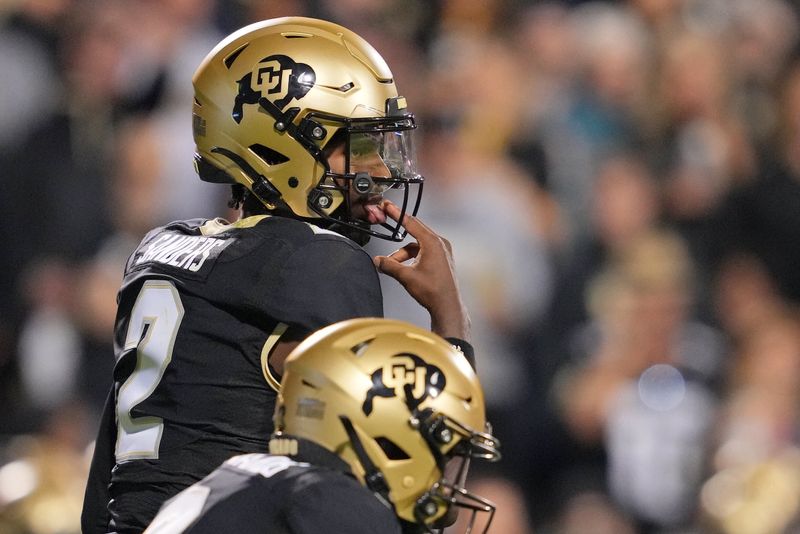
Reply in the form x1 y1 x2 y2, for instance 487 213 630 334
339 415 393 510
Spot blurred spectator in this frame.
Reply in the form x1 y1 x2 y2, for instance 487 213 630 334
543 151 662 343
713 60 800 306
650 28 757 314
508 2 575 222
0 0 76 153
555 491 637 534
653 29 756 210
554 229 726 531
523 2 654 254
111 0 228 222
626 0 684 36
505 151 663 528
701 312 800 534
0 0 89 351
423 31 525 155
727 0 799 154
3 0 127 270
16 260 82 413
711 252 791 345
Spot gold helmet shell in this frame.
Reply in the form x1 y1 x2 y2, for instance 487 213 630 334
192 17 422 240
274 318 500 530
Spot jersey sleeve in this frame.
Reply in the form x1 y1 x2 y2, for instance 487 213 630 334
81 387 116 534
264 237 383 333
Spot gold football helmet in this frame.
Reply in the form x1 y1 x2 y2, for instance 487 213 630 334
273 318 501 533
192 17 423 241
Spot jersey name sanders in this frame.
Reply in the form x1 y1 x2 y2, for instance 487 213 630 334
134 234 230 272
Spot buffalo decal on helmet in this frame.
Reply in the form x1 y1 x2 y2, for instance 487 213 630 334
362 353 446 416
232 54 316 123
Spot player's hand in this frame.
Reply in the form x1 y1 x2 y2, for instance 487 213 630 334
373 200 471 341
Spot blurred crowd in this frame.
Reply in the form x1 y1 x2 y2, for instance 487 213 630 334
2 0 800 532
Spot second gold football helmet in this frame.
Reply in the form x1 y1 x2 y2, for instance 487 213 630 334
272 318 501 533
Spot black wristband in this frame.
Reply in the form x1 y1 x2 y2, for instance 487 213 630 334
445 337 476 371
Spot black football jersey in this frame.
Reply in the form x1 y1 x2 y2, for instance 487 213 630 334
145 448 401 534
82 216 383 534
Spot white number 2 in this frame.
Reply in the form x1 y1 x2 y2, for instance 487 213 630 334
115 280 185 461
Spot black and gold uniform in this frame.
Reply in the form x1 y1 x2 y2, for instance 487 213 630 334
82 216 382 534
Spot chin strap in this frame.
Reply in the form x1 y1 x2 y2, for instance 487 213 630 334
339 415 393 511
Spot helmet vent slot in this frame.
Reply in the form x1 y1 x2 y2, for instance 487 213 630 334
375 437 410 460
249 144 290 165
223 43 249 69
350 339 374 358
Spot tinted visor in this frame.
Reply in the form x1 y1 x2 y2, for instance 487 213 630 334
348 130 421 195
315 116 423 242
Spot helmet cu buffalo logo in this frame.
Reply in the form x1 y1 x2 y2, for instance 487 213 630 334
363 354 445 416
232 55 316 123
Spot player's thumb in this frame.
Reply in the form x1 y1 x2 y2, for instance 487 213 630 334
373 256 407 281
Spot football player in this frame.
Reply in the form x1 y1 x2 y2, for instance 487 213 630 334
143 318 500 534
82 17 473 534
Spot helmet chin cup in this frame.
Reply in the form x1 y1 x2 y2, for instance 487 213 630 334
415 495 442 525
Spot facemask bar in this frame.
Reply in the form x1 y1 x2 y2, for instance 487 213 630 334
415 480 498 534
411 410 501 533
306 111 424 242
414 410 502 467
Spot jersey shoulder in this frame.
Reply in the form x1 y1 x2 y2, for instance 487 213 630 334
283 463 401 534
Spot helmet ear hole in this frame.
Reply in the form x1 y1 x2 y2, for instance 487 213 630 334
375 437 410 460
350 339 374 357
249 144 289 166
223 43 249 69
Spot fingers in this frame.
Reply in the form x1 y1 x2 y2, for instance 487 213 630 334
386 243 420 263
380 199 407 225
382 200 437 245
373 241 422 280
373 255 409 282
